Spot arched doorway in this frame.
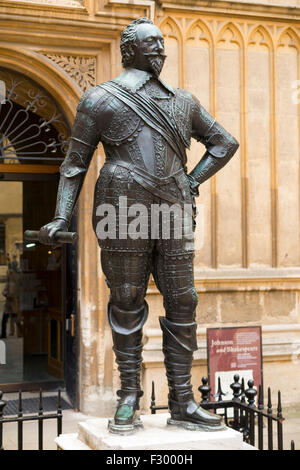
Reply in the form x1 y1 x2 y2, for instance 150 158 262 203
0 67 69 164
0 67 78 405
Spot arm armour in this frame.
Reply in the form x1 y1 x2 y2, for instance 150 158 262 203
54 88 103 225
189 97 239 187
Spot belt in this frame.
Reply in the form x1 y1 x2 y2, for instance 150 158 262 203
103 160 191 210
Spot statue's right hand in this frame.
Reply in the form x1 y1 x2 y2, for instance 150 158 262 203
38 219 68 245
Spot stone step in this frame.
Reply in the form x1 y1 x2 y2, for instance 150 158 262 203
56 413 257 450
55 433 91 451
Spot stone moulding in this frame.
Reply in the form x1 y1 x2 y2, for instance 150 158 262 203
2 0 85 8
159 0 300 20
143 324 300 365
147 268 300 294
105 0 155 20
94 1 155 27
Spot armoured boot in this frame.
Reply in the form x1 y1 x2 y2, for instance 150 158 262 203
107 300 148 434
160 317 225 431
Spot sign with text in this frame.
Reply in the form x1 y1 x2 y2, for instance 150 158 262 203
207 326 262 402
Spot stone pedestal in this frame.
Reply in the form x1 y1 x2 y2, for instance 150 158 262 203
55 413 256 450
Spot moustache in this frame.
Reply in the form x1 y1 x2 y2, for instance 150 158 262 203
143 52 167 59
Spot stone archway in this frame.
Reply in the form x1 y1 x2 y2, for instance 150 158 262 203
0 46 81 126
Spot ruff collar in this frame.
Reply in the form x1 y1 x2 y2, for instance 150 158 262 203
112 68 175 94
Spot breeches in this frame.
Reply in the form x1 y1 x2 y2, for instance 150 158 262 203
93 164 195 255
101 249 198 324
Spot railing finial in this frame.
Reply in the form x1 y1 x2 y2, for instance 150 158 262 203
198 377 211 404
230 374 241 402
245 379 257 408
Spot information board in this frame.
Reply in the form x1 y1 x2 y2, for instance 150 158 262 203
207 326 263 402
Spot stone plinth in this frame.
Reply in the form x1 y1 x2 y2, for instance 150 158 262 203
55 413 256 450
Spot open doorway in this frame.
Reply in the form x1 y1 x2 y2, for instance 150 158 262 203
0 67 78 405
0 176 64 386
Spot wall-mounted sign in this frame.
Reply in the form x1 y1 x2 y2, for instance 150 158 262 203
207 326 263 402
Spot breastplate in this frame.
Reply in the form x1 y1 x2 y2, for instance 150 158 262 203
100 97 143 146
100 80 183 177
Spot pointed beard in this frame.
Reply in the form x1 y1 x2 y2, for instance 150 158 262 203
147 55 166 77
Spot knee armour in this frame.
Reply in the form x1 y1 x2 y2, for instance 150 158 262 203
164 287 198 318
159 317 198 353
112 283 146 312
107 299 149 335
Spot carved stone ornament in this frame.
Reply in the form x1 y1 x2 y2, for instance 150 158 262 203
42 54 96 93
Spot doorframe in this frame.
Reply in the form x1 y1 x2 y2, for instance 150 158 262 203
63 211 79 409
0 167 78 399
0 164 60 174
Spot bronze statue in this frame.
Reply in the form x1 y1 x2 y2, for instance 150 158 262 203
38 18 239 433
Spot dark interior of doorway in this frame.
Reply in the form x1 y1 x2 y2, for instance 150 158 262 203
0 171 77 405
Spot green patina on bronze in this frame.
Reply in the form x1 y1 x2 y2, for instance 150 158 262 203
115 405 135 420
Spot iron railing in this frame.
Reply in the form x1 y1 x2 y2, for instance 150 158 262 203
1 379 296 450
0 389 62 450
150 374 296 451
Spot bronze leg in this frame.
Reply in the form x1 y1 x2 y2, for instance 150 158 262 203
101 250 151 433
153 251 224 430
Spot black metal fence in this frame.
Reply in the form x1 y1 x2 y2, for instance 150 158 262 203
0 379 296 450
0 389 62 450
150 374 296 451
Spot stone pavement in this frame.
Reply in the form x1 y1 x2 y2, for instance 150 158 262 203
1 393 299 450
279 406 300 450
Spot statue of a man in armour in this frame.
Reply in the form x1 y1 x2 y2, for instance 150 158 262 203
39 17 239 433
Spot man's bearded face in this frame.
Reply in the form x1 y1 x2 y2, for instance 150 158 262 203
134 24 166 77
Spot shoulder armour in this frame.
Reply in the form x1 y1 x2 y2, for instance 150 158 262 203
172 89 194 149
76 86 107 113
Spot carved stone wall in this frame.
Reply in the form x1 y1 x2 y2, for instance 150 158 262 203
156 14 300 273
143 2 300 410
